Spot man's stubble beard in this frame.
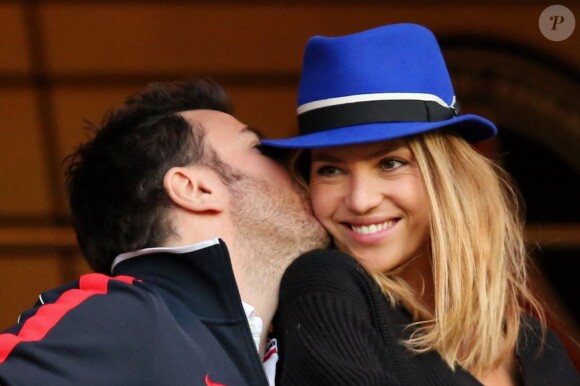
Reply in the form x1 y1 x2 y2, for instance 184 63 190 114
228 172 330 293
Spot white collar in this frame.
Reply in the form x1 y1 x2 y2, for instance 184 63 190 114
242 302 263 353
110 238 221 272
243 302 277 385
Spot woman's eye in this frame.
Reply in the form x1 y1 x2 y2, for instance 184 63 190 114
379 158 406 170
315 165 341 176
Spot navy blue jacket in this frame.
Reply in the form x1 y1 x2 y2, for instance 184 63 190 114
0 239 269 386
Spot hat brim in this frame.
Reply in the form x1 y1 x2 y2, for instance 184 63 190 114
262 114 496 149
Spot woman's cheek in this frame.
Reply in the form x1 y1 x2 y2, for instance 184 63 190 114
310 185 333 227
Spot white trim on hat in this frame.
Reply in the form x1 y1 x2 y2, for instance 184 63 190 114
297 93 454 114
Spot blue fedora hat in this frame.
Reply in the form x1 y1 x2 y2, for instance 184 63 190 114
262 23 496 149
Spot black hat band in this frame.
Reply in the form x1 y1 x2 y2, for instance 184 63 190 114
298 99 460 135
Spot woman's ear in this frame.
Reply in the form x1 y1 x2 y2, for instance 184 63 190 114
163 166 224 213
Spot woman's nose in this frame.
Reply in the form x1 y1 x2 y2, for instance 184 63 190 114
345 174 383 214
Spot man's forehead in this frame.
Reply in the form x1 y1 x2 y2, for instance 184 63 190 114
243 126 264 140
178 109 231 122
179 109 243 131
178 110 263 142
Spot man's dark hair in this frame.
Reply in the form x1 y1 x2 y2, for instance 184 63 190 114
65 79 232 273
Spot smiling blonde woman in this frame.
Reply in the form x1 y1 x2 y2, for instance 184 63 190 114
263 24 579 386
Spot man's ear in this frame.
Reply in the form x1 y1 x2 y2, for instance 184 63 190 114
163 166 224 213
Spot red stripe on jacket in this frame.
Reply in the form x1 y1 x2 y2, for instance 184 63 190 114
0 273 136 364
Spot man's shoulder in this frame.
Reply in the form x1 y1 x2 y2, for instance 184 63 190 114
5 272 153 335
40 272 146 306
0 272 163 382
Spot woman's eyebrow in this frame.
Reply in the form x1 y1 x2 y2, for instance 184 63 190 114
312 143 406 163
311 153 343 163
368 144 406 159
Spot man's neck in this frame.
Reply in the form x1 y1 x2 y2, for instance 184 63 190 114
226 235 285 356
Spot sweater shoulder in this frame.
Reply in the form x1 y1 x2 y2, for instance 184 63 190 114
517 315 580 383
284 249 364 276
279 249 380 305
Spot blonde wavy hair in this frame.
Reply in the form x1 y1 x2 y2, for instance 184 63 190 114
290 131 545 377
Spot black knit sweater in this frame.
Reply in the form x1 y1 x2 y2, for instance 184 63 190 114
274 250 579 386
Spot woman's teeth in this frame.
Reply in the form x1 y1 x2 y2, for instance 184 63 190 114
351 220 395 235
